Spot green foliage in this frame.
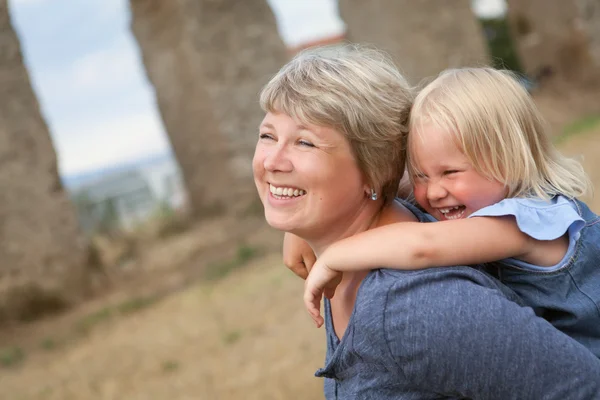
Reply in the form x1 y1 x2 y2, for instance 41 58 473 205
223 330 242 345
204 244 262 281
75 295 160 334
117 296 158 314
557 115 600 143
479 17 523 73
161 360 180 373
75 307 113 334
40 337 60 351
0 346 25 367
153 201 190 238
96 198 120 235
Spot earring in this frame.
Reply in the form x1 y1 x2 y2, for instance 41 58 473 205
370 189 378 201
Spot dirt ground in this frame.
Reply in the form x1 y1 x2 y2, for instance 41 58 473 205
0 253 325 400
1 97 599 400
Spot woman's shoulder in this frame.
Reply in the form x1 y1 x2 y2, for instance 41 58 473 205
469 195 585 241
379 198 433 226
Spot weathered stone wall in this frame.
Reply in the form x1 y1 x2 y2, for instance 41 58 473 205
339 0 490 84
0 1 87 322
506 0 600 85
130 0 287 216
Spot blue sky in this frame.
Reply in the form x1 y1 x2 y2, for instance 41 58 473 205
10 0 169 177
9 0 505 178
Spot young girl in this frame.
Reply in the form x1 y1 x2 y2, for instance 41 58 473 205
289 67 600 357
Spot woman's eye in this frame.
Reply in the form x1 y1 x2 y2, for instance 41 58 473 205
298 139 315 147
259 133 274 140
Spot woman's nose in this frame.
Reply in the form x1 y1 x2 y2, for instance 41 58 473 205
263 145 293 172
427 180 447 202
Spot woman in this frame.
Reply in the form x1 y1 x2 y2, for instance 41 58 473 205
252 45 600 399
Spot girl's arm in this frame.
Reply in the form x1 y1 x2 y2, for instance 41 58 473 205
322 216 535 272
305 216 538 326
304 216 571 326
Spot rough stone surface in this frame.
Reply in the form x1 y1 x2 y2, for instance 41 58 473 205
0 1 87 322
506 0 600 86
130 0 287 214
182 0 287 179
339 0 491 84
130 0 237 217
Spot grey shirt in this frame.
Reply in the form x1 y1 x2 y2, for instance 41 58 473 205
316 264 600 399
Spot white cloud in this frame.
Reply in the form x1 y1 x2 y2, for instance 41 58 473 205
267 0 346 48
55 111 171 176
70 39 141 93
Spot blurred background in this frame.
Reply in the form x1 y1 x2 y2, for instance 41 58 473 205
0 0 599 398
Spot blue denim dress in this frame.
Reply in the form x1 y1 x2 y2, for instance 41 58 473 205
471 196 600 357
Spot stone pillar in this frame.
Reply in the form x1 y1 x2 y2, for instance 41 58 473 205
130 0 236 217
506 0 600 85
130 0 287 216
182 0 288 179
0 1 87 322
339 0 491 83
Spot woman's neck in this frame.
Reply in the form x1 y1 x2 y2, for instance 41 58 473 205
308 200 385 258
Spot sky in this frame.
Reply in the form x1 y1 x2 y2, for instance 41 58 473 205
9 0 506 178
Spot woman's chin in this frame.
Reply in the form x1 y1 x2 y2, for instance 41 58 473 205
264 212 299 233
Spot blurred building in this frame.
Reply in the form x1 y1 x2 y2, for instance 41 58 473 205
73 156 186 233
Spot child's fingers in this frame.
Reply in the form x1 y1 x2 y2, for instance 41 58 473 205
304 286 324 327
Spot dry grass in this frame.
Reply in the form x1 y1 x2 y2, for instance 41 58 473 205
0 254 325 400
556 125 600 213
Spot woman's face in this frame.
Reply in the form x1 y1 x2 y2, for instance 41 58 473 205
253 112 368 240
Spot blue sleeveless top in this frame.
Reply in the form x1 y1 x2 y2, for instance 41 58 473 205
470 196 600 357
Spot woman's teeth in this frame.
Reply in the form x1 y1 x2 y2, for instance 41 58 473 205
269 184 306 197
439 206 465 220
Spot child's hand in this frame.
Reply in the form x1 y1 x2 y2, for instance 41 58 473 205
283 232 316 280
304 259 343 328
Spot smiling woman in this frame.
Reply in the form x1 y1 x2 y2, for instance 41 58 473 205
253 44 600 399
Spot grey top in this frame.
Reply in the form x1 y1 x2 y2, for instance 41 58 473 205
315 202 600 399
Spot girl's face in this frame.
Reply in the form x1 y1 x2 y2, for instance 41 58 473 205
410 124 507 221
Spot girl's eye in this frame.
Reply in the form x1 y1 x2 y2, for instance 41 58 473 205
298 139 315 147
444 170 460 176
413 173 428 181
259 133 274 140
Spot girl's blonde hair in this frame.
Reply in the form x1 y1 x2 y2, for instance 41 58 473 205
408 67 591 200
260 44 413 204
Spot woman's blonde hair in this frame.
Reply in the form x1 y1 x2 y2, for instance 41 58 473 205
260 44 414 204
408 67 591 199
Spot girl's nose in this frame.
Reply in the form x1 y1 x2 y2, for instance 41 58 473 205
426 180 448 202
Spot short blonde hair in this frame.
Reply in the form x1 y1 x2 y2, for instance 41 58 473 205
260 44 414 204
408 67 591 199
